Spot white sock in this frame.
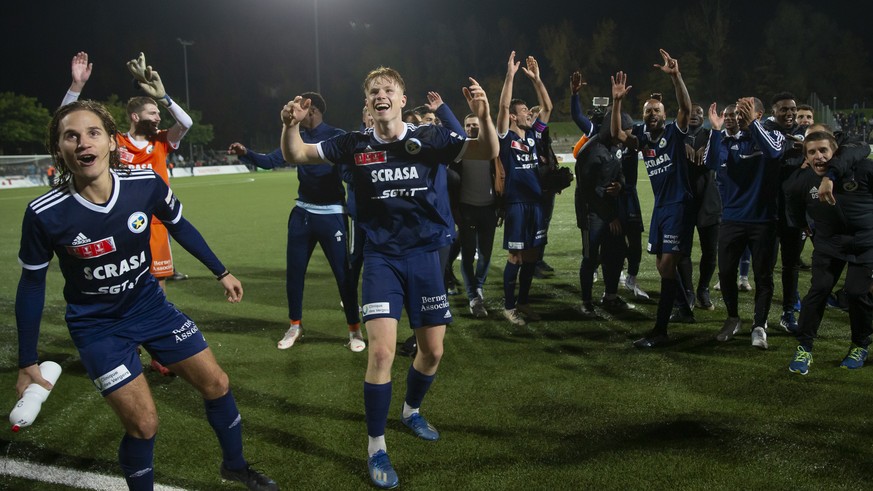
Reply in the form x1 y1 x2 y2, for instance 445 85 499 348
401 401 419 419
368 435 386 457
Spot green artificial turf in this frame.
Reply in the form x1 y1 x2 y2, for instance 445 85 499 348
1 169 870 490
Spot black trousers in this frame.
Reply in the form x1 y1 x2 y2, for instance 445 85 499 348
796 251 873 349
679 222 719 294
718 221 777 326
777 223 803 311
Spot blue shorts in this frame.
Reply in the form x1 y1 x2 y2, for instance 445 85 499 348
361 250 453 328
503 202 546 250
647 202 694 255
77 302 208 396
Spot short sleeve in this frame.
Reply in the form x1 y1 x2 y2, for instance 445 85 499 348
18 208 53 270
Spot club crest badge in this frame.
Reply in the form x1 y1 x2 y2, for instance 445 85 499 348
405 138 422 155
128 212 149 234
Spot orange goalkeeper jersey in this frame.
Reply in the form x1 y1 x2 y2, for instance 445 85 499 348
116 130 175 185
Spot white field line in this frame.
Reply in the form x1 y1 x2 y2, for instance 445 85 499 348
0 456 188 491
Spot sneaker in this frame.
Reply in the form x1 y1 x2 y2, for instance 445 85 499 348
780 311 799 334
789 346 813 375
347 330 366 352
669 307 696 324
503 308 526 326
367 450 399 489
738 276 752 292
579 301 596 316
469 297 488 318
516 303 541 321
624 275 650 300
537 260 554 272
399 335 417 357
633 332 670 348
696 288 714 311
713 281 721 291
751 326 768 349
716 317 741 342
220 463 278 491
840 345 868 369
169 270 189 281
400 412 440 441
150 359 174 377
600 295 630 313
277 324 302 349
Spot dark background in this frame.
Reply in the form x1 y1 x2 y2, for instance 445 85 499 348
2 0 871 153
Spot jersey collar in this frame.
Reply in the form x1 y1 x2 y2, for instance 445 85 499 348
70 171 120 213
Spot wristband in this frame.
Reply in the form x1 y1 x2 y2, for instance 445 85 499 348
162 95 173 107
216 270 230 281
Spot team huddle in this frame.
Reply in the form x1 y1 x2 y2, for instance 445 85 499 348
13 48 872 490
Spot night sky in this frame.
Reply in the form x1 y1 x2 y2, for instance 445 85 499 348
2 0 870 149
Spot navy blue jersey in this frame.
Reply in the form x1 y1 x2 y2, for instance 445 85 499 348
317 124 467 256
18 170 184 344
500 119 546 204
703 120 785 222
633 122 693 207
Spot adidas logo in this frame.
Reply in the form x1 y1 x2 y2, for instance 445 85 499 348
444 310 452 319
71 233 91 245
335 230 343 242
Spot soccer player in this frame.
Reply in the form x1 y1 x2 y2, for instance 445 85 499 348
227 92 364 352
497 51 553 326
610 49 695 348
62 52 193 290
784 131 873 374
796 104 815 128
279 68 497 489
15 101 276 491
703 98 785 348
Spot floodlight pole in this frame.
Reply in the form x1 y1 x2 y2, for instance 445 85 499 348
314 0 321 94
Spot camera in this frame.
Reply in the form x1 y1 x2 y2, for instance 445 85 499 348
587 96 610 126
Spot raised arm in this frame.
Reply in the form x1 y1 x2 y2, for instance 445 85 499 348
570 71 594 135
655 49 691 130
497 51 520 135
429 91 467 137
228 143 287 170
461 77 498 161
610 71 631 145
522 56 552 123
280 97 323 164
62 52 92 106
126 52 192 146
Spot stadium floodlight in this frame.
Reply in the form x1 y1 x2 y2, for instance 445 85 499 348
177 38 195 164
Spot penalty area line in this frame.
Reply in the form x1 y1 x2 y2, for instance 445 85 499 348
0 456 187 491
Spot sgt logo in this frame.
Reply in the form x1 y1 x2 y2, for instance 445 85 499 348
659 138 667 149
844 180 858 192
128 212 149 234
119 147 135 164
405 138 422 155
334 230 343 242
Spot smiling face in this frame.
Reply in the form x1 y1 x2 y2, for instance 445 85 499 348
509 101 531 130
723 104 739 134
55 109 117 185
772 98 797 129
804 133 837 176
364 75 407 125
796 108 814 127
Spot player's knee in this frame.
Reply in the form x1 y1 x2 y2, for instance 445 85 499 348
369 343 396 370
199 369 230 400
127 413 159 439
416 345 443 367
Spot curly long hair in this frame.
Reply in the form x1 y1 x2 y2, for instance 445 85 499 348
47 100 125 189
